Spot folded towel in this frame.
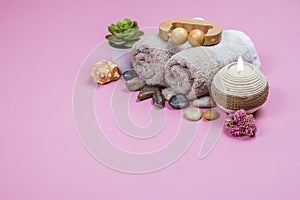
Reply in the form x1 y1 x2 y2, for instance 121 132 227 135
164 30 261 100
131 34 190 85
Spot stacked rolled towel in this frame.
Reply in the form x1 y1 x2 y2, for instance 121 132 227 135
164 30 261 99
131 30 260 100
131 34 190 86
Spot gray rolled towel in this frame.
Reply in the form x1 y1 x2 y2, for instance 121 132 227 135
131 34 190 85
164 30 261 100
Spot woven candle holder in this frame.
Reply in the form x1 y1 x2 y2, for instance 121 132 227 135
211 61 269 114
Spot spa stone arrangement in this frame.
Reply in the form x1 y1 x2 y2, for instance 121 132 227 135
91 18 269 138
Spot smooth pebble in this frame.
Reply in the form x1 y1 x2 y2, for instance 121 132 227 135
185 108 202 121
204 110 220 121
138 85 159 100
193 96 215 108
125 77 146 91
162 88 176 101
123 69 138 81
152 90 165 109
169 94 189 109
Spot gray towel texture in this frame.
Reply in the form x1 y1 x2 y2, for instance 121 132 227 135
131 34 190 85
165 30 261 99
131 30 260 100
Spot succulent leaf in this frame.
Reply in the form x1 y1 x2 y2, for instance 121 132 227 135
105 34 112 40
109 24 119 33
106 18 144 48
111 40 126 45
109 35 125 43
124 40 139 48
132 21 138 28
125 30 144 40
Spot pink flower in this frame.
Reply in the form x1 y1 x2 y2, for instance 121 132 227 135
223 109 257 137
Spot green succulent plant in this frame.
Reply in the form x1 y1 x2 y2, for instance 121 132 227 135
105 18 144 49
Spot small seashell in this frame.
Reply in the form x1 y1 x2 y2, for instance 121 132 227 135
91 60 120 84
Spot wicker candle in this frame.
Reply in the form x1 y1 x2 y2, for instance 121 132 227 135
211 57 269 114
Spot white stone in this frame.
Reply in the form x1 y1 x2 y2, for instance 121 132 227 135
193 96 215 108
185 108 202 121
162 88 176 101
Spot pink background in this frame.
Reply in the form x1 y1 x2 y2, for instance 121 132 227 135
1 0 300 199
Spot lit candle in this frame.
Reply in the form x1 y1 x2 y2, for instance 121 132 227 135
211 57 269 114
228 56 254 76
237 56 245 73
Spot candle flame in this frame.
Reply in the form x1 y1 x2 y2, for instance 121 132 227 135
237 56 244 73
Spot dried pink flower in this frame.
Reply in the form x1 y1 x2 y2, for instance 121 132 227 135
223 109 257 137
